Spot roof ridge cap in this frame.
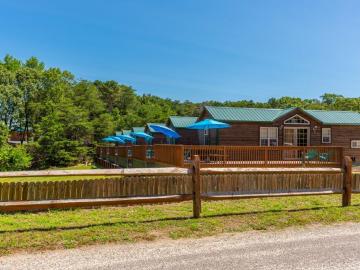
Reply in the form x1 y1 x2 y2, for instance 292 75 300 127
305 109 360 113
206 106 285 111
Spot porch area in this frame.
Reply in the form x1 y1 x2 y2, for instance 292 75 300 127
96 145 344 168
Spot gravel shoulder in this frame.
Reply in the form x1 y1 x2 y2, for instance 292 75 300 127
1 223 360 270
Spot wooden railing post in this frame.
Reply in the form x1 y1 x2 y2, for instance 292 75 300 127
192 155 201 218
340 147 345 168
302 147 306 167
342 156 353 207
264 148 268 166
179 145 185 167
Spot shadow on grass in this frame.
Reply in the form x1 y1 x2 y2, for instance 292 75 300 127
1 203 357 234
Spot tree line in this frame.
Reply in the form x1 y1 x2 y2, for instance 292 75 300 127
0 55 359 170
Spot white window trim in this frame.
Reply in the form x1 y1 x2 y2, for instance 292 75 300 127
321 128 331 144
284 114 310 125
259 127 278 146
351 140 360 149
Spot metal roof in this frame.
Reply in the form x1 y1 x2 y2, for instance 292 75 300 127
132 127 145 133
305 110 360 125
205 106 287 122
168 116 198 128
205 106 360 125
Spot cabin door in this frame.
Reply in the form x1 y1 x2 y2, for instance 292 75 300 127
283 127 310 159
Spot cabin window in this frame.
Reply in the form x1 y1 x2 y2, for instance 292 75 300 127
322 128 331 144
260 127 278 146
351 140 360 149
284 114 310 125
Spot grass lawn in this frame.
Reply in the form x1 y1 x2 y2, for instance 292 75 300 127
0 164 105 183
1 194 360 255
48 164 98 170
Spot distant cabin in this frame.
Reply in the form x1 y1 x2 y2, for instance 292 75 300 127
145 123 167 144
198 106 360 161
167 116 199 145
131 126 147 145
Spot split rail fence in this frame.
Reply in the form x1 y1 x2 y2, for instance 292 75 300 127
0 156 356 217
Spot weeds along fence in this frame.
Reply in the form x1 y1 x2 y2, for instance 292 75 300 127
0 156 355 216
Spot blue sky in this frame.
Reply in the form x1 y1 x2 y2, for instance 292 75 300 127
1 0 360 102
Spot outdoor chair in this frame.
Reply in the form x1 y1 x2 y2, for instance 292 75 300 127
146 149 154 159
319 152 330 161
305 149 318 161
184 150 191 161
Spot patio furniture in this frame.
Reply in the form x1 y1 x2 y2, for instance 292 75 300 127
319 152 330 161
305 149 318 161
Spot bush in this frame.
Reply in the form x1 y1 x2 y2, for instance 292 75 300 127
0 145 31 171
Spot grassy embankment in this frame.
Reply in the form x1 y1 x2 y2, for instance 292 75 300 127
1 194 360 255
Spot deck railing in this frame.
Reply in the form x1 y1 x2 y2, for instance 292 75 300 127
131 145 148 160
96 145 344 168
183 146 344 168
116 146 129 158
153 144 184 167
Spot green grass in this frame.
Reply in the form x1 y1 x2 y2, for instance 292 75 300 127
0 175 114 183
48 164 98 170
1 194 360 255
0 164 103 183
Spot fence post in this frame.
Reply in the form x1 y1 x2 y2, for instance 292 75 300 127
342 156 353 207
192 155 201 218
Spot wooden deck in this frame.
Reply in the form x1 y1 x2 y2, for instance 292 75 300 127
97 145 344 168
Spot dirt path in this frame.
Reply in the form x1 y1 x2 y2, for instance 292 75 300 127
1 223 360 270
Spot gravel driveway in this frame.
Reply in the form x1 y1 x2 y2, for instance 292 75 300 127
1 223 360 270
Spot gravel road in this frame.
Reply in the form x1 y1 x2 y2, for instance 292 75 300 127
1 223 360 270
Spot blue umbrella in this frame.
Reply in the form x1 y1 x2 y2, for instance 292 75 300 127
187 119 230 130
148 124 181 139
115 135 136 143
109 136 126 144
130 132 154 142
101 137 117 143
187 119 230 145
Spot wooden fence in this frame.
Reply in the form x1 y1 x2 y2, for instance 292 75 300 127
2 171 351 202
97 145 344 168
0 156 355 215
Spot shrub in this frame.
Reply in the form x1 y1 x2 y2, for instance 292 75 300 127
0 145 31 171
